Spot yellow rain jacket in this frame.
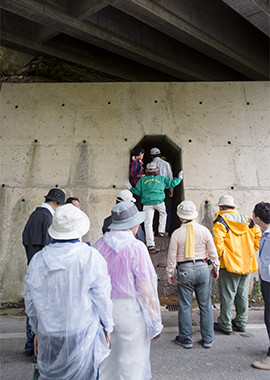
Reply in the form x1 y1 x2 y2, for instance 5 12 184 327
213 210 261 274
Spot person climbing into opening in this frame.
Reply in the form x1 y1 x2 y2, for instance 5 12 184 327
130 162 183 254
150 147 174 233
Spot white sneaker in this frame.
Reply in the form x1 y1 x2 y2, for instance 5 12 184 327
203 340 214 348
252 355 270 370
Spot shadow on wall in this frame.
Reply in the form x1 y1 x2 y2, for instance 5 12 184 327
130 135 184 234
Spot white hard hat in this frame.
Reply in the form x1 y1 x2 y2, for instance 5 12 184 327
150 147 161 155
116 189 136 203
216 195 237 208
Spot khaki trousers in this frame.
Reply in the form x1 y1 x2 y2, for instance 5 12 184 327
218 268 249 332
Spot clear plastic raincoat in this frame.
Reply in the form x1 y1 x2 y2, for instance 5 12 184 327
94 230 163 380
24 240 113 380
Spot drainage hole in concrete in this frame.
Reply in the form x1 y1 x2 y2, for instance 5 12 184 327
166 304 179 311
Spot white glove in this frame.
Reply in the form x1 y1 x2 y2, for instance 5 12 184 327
178 170 183 179
124 181 132 189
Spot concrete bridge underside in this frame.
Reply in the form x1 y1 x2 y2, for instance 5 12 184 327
0 0 269 82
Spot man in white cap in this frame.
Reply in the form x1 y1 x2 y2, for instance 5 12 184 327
150 147 174 233
150 147 173 182
167 201 219 349
24 204 113 380
102 189 145 242
131 162 183 253
213 195 261 335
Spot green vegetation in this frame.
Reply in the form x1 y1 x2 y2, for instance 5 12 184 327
0 47 31 75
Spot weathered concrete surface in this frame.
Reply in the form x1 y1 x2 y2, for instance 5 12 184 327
0 82 269 302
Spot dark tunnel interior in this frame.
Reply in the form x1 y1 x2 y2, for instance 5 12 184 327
130 135 184 233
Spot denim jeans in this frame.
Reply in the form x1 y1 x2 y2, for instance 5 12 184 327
25 315 35 356
177 261 214 343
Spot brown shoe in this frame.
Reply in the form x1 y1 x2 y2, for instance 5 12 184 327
252 356 270 370
147 246 160 254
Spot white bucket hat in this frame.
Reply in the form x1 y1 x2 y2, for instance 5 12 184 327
109 202 145 230
48 204 90 240
116 189 136 203
150 147 161 155
146 162 158 171
177 200 198 220
216 195 237 208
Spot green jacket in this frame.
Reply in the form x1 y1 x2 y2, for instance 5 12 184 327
131 175 181 206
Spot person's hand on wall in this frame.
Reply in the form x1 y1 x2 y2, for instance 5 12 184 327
178 170 183 179
124 181 132 189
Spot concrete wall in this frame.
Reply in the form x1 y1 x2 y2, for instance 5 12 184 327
0 82 269 302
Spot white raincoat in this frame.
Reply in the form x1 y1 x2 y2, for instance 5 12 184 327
94 230 163 380
24 241 113 380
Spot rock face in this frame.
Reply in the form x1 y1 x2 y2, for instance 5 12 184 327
151 236 177 296
0 49 123 83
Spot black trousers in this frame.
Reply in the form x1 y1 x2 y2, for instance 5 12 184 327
261 278 270 356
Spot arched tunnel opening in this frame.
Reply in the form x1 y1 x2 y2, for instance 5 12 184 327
130 135 184 234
